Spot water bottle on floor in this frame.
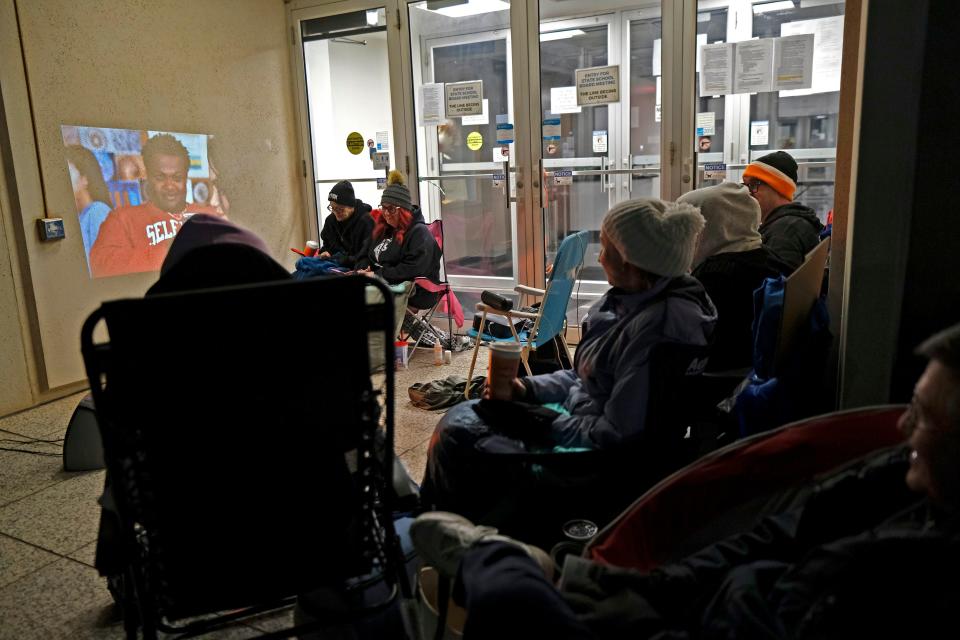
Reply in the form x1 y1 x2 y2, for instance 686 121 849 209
433 339 443 366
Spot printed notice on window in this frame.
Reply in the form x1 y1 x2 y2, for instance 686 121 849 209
445 80 484 117
417 83 445 126
700 43 733 95
696 112 716 137
773 34 814 91
576 65 620 106
734 39 774 94
461 99 489 126
780 15 843 97
550 86 581 114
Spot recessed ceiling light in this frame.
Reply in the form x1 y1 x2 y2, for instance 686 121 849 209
539 29 586 42
423 0 510 19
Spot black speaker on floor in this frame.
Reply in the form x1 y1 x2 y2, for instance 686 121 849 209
63 393 104 471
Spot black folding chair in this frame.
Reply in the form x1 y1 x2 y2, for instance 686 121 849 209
81 275 413 639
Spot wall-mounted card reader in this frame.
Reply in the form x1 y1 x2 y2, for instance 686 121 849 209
37 217 65 241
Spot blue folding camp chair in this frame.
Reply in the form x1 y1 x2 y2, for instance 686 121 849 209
465 230 590 395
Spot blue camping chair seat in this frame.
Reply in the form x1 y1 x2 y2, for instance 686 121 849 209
465 230 590 394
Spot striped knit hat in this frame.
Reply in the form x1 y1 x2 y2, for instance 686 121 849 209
742 151 798 200
380 170 412 210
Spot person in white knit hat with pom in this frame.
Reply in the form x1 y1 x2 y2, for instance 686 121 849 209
420 197 718 528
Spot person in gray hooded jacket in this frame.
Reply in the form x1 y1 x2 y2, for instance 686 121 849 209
420 197 717 522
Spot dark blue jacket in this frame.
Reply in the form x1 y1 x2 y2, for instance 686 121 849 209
525 275 717 449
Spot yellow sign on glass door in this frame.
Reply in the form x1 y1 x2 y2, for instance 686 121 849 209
466 131 483 151
346 132 364 155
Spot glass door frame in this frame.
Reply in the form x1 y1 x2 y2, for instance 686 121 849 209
288 0 414 239
413 26 518 293
538 11 623 300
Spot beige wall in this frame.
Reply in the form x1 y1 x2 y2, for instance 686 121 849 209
0 150 36 416
0 0 307 411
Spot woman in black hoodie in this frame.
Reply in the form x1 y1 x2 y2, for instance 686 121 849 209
357 170 441 309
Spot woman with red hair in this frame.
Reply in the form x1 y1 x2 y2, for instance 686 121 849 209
357 170 441 309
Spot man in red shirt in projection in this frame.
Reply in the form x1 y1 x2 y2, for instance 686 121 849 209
90 133 222 278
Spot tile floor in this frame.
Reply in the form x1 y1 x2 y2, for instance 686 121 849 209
0 345 489 639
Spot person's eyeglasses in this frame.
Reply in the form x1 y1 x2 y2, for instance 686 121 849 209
742 180 763 194
381 204 399 214
327 203 349 214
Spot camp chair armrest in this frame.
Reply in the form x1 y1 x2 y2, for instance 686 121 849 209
412 277 448 294
514 284 546 297
474 303 539 320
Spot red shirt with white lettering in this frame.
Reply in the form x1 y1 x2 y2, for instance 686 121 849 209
89 202 224 278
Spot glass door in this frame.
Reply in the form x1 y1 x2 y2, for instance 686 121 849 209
295 7 396 230
539 15 619 287
692 3 732 186
537 1 665 328
408 1 516 306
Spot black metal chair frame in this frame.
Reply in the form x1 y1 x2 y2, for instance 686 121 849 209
81 276 413 639
405 219 455 354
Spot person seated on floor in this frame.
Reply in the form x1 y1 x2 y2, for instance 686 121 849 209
410 321 960 640
318 180 374 268
355 169 441 311
419 197 716 523
679 182 791 372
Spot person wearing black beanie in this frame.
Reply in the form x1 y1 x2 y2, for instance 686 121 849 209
318 180 374 268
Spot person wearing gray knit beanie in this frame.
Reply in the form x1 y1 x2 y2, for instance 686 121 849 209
599 197 704 280
421 196 718 532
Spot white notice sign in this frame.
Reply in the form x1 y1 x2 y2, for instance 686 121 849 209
780 15 843 97
492 173 505 189
751 120 769 146
696 112 716 137
592 130 608 153
418 83 445 126
372 152 390 170
700 43 733 95
461 99 489 126
550 86 581 114
734 39 774 94
553 170 573 186
773 34 814 91
575 65 620 106
375 130 390 151
445 80 484 117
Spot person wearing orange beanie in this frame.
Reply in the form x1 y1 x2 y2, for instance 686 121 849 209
742 151 823 270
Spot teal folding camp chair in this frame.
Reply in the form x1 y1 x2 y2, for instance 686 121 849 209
465 230 590 395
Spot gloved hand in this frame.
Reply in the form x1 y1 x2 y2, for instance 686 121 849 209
472 399 560 443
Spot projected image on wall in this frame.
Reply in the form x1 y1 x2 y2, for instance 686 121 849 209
60 125 229 278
